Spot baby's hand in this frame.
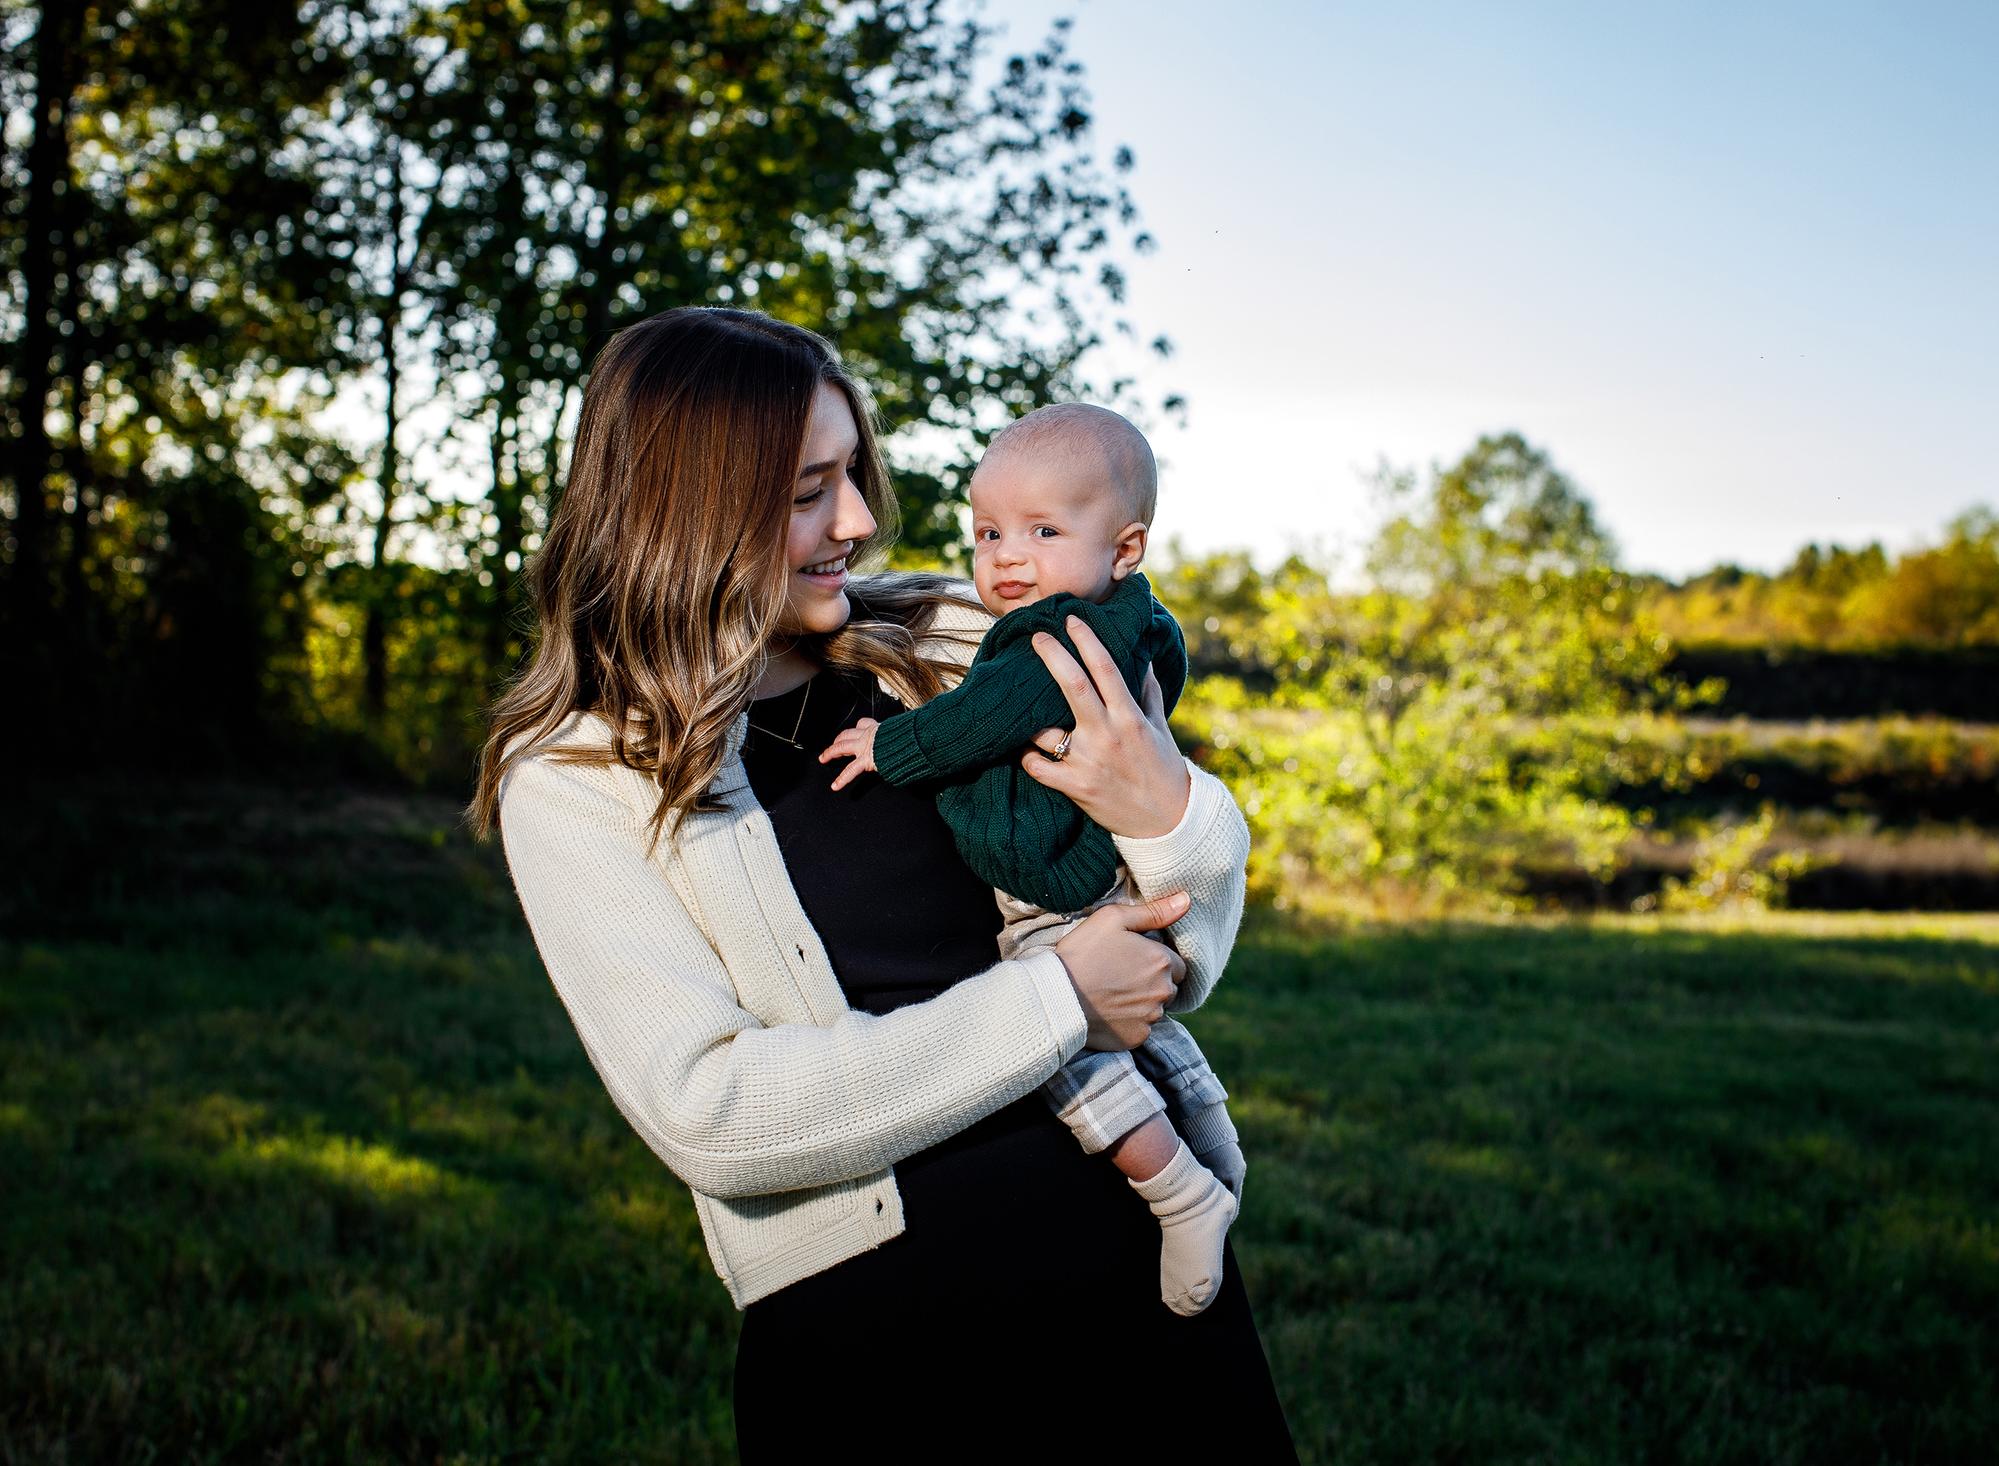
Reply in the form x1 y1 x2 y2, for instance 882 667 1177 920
818 718 880 792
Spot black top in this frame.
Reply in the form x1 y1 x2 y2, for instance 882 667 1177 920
740 663 1007 1016
734 673 1301 1466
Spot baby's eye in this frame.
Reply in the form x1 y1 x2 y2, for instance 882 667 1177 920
1034 526 1059 538
977 528 999 541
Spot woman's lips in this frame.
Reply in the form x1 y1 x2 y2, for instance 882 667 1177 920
799 554 848 588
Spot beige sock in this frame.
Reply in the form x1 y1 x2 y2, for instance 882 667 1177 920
1128 1138 1237 1317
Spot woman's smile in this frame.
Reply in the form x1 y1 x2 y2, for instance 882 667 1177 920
799 551 850 588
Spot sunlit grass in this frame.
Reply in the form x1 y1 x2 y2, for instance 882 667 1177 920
3 783 1995 1463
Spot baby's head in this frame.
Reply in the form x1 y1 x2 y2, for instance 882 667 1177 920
968 403 1157 616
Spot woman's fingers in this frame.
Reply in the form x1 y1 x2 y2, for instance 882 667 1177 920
1030 627 1108 726
1141 664 1168 732
1021 729 1083 791
1062 616 1143 729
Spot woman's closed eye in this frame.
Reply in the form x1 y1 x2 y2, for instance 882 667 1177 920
795 459 859 508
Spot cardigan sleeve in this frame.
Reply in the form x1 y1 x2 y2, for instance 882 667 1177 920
1113 759 1251 1016
497 752 1091 1201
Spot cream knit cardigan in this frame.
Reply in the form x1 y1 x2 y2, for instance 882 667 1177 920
496 586 1252 1309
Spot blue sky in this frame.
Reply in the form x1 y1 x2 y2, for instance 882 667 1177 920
991 0 1998 577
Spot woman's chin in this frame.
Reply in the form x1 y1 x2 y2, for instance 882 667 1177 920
780 591 852 638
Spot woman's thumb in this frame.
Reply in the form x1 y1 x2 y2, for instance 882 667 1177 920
1119 890 1190 931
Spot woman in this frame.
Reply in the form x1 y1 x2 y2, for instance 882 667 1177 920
470 307 1297 1460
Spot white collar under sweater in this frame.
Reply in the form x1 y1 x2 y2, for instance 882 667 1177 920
495 576 1252 1308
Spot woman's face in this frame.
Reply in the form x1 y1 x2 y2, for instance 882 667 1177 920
776 381 877 640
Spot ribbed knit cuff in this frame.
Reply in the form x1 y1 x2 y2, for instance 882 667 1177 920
869 709 937 786
1112 758 1225 890
1179 1098 1240 1156
1019 947 1089 1064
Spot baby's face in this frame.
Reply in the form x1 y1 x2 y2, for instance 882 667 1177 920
968 448 1132 616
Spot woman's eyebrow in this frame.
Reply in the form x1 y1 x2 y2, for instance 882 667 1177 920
797 457 844 479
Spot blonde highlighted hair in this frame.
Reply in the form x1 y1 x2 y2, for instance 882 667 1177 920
467 307 981 848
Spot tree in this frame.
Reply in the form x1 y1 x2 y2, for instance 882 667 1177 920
1168 433 1699 909
1851 508 1999 646
0 0 353 758
1 0 1174 777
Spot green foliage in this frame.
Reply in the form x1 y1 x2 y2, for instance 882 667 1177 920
1165 433 1710 911
1650 805 1821 914
1 0 1172 768
1646 508 1999 649
1 0 357 752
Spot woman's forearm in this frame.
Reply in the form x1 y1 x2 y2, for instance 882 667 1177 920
501 751 1092 1200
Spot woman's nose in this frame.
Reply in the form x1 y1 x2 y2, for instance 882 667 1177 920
832 476 876 543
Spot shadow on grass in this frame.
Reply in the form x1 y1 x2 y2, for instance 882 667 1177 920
3 782 1996 1463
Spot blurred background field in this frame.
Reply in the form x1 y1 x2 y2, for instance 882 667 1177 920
5 0 1998 1461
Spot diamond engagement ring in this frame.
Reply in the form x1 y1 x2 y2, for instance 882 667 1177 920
1048 731 1072 761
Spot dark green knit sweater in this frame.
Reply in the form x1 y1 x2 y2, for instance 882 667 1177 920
869 570 1188 913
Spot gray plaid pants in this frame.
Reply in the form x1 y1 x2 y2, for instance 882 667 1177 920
995 870 1231 1154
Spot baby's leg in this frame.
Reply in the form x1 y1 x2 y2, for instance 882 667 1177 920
1124 1118 1237 1318
1042 1057 1237 1317
1105 1111 1179 1180
1004 889 1236 1315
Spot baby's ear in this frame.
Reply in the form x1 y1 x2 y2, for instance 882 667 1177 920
1110 520 1149 579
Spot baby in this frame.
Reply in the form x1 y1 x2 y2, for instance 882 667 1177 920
819 403 1245 1317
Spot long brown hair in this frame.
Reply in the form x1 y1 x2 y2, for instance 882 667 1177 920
467 307 981 848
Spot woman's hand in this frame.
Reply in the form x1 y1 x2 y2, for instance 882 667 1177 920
1052 891 1189 1051
1022 617 1191 841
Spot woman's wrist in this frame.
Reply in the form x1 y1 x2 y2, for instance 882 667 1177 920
1119 751 1193 840
1113 754 1196 843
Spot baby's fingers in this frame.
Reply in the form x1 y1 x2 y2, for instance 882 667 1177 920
818 720 878 764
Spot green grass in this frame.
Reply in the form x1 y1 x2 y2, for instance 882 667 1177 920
3 784 1996 1463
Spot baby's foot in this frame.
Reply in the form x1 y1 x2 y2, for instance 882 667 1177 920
1128 1139 1237 1317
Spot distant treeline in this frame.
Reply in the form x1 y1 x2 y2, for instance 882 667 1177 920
1639 516 1999 650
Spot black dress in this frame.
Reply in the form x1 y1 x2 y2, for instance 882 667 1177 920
731 665 1298 1463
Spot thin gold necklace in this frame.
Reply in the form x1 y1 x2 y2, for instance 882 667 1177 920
747 674 813 749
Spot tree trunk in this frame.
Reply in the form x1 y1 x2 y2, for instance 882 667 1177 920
581 0 631 353
59 194 95 649
362 146 408 721
485 375 521 676
8 3 79 625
